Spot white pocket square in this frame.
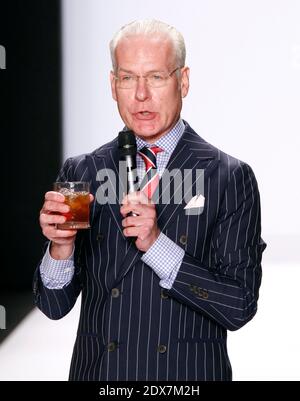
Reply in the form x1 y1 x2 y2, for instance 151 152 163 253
184 194 205 209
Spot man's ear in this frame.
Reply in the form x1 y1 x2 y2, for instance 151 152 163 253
110 71 117 101
180 66 190 98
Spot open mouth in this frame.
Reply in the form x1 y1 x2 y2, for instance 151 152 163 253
134 111 157 120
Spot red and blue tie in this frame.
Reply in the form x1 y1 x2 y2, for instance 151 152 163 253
138 146 163 199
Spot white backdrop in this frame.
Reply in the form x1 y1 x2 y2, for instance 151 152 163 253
60 0 300 380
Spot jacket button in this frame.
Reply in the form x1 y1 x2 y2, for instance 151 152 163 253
158 344 167 354
107 341 117 352
161 289 169 299
111 288 120 298
179 234 187 245
96 233 104 242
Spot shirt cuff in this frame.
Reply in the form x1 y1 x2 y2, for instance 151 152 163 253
141 232 185 289
39 242 75 289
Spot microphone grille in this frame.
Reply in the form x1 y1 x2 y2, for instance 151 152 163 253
118 130 137 156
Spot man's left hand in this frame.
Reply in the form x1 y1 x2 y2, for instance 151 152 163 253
120 191 160 252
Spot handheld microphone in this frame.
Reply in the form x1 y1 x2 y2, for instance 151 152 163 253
118 130 138 218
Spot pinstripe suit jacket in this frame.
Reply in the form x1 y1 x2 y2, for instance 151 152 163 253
33 121 266 381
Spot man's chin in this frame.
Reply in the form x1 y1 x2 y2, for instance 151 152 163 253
132 125 159 139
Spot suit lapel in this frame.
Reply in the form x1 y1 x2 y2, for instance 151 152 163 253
155 122 218 232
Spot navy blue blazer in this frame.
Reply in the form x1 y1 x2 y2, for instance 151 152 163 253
33 121 266 381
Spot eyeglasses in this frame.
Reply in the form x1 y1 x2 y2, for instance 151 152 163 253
114 67 181 89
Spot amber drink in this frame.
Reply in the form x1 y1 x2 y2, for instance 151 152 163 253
54 182 90 229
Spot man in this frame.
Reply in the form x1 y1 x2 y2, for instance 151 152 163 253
34 19 266 381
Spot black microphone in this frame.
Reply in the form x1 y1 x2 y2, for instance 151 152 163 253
118 130 138 218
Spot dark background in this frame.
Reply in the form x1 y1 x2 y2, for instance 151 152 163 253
0 0 62 342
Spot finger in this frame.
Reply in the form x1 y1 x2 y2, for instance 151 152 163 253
42 200 70 214
120 204 142 217
89 194 94 203
121 194 129 205
43 225 77 239
45 191 65 202
122 216 150 228
123 226 140 237
120 204 146 217
40 213 67 226
122 192 140 205
52 229 78 239
136 191 153 205
120 203 156 218
123 225 153 241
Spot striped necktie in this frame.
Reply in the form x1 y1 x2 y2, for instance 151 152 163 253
138 146 163 199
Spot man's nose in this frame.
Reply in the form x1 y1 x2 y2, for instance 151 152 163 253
134 77 151 102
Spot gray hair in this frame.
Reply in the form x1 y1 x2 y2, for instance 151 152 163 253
109 19 186 72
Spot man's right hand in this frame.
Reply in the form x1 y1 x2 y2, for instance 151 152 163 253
39 191 77 260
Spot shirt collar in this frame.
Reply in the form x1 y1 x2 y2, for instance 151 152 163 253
134 118 185 154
